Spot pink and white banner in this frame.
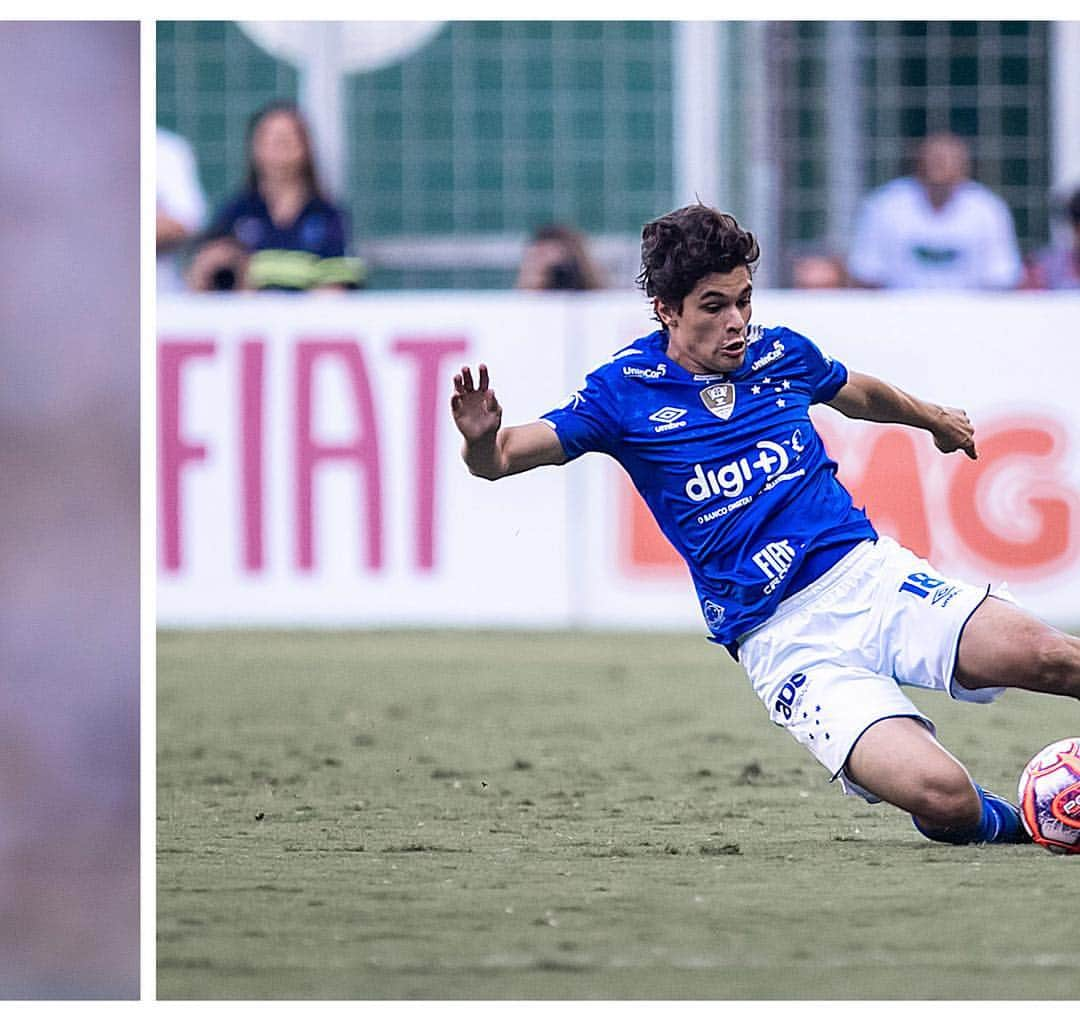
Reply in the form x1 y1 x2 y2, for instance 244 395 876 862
158 291 1080 630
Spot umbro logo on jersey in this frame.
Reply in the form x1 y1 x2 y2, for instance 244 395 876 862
649 407 688 433
700 382 736 420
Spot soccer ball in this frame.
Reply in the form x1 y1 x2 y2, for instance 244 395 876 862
1017 737 1080 854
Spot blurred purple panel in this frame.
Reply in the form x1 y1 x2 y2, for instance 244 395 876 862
0 21 139 999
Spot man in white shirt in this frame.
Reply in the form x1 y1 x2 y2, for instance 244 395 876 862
847 133 1022 290
157 126 207 292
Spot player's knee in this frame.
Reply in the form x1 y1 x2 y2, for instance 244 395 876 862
910 765 980 828
1030 632 1080 698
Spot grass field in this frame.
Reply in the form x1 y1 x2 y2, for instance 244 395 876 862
158 629 1079 1000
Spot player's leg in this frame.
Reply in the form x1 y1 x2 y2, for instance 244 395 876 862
843 717 978 828
954 596 1080 700
862 540 1071 842
842 716 1027 843
738 538 1032 844
737 639 1027 843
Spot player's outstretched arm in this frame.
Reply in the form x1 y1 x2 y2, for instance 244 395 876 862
826 370 978 460
451 363 568 480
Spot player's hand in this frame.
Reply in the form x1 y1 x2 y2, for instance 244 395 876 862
451 364 502 442
932 406 977 460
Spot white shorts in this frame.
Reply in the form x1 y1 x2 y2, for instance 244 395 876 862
738 536 1013 802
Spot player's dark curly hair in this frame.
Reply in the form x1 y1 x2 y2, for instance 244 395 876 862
637 204 760 321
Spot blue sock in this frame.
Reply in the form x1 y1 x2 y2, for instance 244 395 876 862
913 783 1030 845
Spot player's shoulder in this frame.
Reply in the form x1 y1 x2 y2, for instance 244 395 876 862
606 329 666 364
743 323 818 370
591 329 669 382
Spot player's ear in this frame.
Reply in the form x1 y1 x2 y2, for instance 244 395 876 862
654 297 678 330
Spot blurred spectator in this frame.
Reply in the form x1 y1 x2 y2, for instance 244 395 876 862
0 21 138 998
516 223 606 291
847 132 1022 289
1024 186 1080 290
157 126 207 292
198 101 364 291
791 252 848 289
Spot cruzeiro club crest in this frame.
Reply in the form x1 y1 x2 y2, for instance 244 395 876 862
699 382 736 420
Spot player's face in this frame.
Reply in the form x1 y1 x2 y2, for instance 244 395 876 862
658 266 753 375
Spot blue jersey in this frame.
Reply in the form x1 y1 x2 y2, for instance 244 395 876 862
541 325 877 647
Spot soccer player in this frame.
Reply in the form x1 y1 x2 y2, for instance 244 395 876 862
451 204 1080 846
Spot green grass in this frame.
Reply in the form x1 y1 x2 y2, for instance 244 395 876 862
158 629 1079 999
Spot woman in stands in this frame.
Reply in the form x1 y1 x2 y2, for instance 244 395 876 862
192 101 362 292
